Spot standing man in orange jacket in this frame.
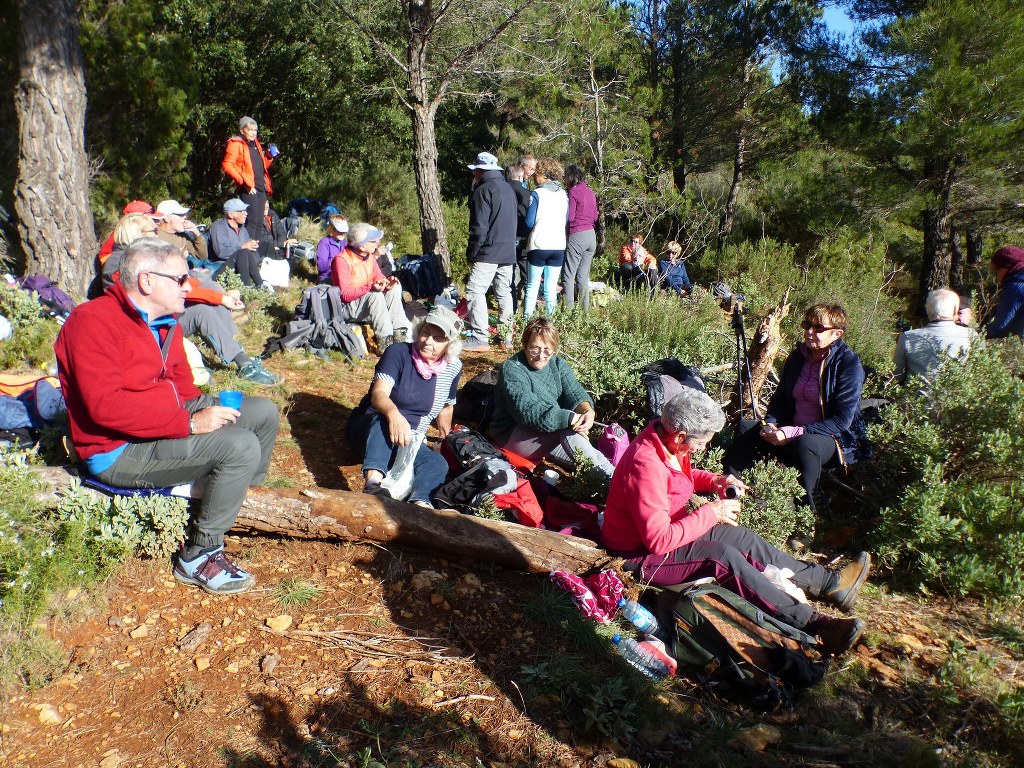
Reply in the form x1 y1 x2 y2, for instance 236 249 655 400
221 116 277 222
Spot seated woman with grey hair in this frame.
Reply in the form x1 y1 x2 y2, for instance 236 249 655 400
602 386 871 656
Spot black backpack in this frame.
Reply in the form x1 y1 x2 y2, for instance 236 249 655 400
431 457 518 512
451 369 499 432
667 584 827 708
262 285 367 362
396 253 444 300
642 357 706 421
439 425 507 474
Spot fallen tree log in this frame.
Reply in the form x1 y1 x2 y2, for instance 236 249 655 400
30 466 617 575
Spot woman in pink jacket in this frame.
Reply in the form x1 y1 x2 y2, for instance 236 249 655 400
602 386 870 656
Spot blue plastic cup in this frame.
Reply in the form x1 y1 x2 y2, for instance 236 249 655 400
219 390 243 410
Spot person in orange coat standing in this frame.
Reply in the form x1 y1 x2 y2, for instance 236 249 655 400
221 116 277 221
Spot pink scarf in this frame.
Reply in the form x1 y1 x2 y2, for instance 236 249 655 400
411 344 448 379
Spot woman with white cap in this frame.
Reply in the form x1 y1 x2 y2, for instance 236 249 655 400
345 307 465 507
331 222 412 351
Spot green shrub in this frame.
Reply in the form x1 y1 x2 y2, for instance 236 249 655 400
870 341 1024 598
695 446 812 548
0 284 60 369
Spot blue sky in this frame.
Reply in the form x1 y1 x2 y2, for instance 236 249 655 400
822 3 855 38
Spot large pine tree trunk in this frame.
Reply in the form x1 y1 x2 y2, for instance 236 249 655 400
717 63 752 252
410 104 450 277
14 0 96 297
920 158 956 304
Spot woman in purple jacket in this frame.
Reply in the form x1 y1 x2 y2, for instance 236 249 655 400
562 165 599 310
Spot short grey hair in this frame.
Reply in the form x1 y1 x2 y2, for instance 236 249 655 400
661 387 726 438
925 288 960 321
120 237 183 290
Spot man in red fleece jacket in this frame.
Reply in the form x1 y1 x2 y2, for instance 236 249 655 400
55 238 279 595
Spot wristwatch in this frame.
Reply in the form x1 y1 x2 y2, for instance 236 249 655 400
189 416 196 435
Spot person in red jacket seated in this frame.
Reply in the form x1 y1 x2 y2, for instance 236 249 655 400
602 386 871 656
221 115 276 223
54 238 280 596
330 222 411 352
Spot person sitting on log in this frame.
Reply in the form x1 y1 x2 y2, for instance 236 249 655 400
618 232 657 291
345 307 464 508
488 317 614 476
658 240 691 297
602 386 870 656
55 237 280 595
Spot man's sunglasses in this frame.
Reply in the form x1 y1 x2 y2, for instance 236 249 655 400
800 320 841 333
148 271 190 287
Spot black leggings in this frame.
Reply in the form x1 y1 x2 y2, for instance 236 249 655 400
724 419 838 512
226 249 263 287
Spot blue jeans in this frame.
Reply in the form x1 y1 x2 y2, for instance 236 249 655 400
361 414 450 503
525 250 564 316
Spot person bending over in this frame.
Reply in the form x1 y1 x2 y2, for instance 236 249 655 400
489 317 613 476
55 238 280 595
603 387 870 655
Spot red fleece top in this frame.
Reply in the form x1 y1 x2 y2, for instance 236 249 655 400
54 282 200 461
602 422 720 555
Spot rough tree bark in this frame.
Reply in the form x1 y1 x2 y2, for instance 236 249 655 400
14 0 97 297
717 61 752 252
31 467 616 576
920 157 957 303
730 288 791 416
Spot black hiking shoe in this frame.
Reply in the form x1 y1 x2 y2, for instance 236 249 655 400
824 551 871 613
806 615 865 655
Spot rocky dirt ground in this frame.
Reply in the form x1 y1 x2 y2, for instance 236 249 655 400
2 297 1022 768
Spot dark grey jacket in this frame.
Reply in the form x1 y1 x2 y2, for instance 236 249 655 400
467 170 518 265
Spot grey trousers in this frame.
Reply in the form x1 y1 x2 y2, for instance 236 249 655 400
500 424 614 476
563 229 597 310
341 284 410 340
466 262 513 341
179 303 243 365
95 395 280 549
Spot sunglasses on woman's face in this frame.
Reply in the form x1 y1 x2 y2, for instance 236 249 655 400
801 320 839 333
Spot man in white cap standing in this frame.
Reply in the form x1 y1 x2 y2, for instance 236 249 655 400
465 151 517 350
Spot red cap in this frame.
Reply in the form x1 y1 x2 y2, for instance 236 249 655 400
122 200 153 215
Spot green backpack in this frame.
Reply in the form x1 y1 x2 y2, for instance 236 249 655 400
669 583 828 708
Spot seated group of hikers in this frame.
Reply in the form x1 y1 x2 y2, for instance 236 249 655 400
56 233 875 659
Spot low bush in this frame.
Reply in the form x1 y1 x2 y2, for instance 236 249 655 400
0 283 60 369
870 341 1024 598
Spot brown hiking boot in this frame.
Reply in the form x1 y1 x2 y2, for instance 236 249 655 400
806 615 866 655
824 551 871 613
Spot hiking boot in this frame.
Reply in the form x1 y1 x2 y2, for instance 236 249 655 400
173 545 255 595
394 327 410 343
805 615 865 655
464 338 491 352
823 551 871 613
238 359 282 385
378 335 394 353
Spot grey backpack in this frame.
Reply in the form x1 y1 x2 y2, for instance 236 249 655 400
262 285 367 362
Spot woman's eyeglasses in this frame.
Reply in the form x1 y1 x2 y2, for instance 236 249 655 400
148 271 190 287
527 345 555 357
801 320 840 333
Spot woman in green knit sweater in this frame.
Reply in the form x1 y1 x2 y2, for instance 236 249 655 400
489 317 614 475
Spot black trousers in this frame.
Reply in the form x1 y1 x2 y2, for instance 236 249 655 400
724 419 838 513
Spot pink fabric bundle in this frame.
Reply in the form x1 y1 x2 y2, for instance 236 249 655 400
549 568 626 624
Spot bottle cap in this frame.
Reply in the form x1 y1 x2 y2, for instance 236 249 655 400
611 634 622 644
617 597 626 606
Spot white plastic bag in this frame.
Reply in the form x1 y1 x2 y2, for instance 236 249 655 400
260 257 291 288
762 565 808 603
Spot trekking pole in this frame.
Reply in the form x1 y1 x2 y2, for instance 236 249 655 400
731 295 763 423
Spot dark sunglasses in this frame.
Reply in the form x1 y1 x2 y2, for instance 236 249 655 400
148 271 190 287
801 320 841 333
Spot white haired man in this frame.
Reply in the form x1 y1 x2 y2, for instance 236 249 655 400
894 288 975 382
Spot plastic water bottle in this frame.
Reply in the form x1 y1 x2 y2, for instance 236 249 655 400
611 634 672 681
641 635 678 675
618 598 660 635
